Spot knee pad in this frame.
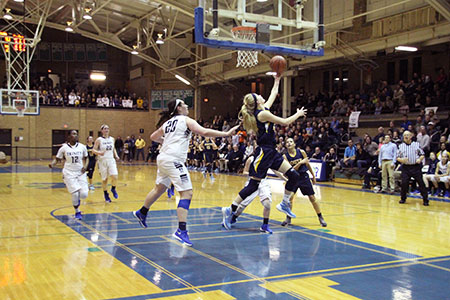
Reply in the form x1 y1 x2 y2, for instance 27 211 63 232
177 199 191 210
261 198 271 210
80 190 88 200
238 179 260 200
285 168 301 192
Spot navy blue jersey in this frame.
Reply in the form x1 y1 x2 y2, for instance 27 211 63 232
427 159 438 174
255 108 276 147
86 144 96 162
285 149 308 174
203 140 214 154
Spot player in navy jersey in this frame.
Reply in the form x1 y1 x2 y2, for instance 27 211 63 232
283 138 327 227
86 136 96 190
222 75 307 231
201 137 217 180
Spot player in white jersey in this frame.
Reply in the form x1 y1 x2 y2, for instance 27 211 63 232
432 152 450 197
222 154 284 234
93 124 120 202
132 99 238 247
49 130 89 220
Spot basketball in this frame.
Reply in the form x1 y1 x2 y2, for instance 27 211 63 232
270 55 287 75
0 151 7 164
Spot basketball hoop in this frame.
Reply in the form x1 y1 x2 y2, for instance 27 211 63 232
16 105 25 117
13 99 27 117
231 26 258 68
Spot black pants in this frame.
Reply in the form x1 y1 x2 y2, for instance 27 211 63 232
364 170 381 187
136 148 145 161
401 164 428 202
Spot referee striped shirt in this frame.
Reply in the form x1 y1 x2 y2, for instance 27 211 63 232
398 141 424 165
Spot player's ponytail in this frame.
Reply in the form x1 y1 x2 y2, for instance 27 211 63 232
157 99 182 127
238 93 258 134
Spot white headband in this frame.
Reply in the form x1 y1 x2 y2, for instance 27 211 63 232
171 99 182 115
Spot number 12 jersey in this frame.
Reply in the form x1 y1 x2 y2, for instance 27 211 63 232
56 143 88 174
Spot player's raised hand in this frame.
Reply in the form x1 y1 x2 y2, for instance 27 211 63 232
228 125 240 136
297 107 307 117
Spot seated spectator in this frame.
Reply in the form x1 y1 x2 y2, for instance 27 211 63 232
373 127 385 144
323 147 338 180
362 159 382 190
363 136 379 159
311 146 324 160
136 96 144 109
341 139 356 168
416 125 430 153
122 97 133 108
96 95 103 107
227 144 243 173
355 142 371 169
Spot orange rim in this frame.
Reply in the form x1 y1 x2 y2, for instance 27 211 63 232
231 26 256 33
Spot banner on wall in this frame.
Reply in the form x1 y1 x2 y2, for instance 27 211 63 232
349 111 361 128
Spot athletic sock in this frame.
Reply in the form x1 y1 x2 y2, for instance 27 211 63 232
286 216 292 222
282 192 293 205
231 215 238 222
140 206 149 215
103 190 108 196
263 218 269 225
179 222 187 231
317 213 323 218
111 186 116 191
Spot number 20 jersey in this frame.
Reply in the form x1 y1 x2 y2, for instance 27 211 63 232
159 115 191 162
56 142 88 174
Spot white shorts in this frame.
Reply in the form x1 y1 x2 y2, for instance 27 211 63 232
240 178 272 207
439 176 450 183
63 171 88 194
156 158 192 192
98 158 118 180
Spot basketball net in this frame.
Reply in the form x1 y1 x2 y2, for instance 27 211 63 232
16 105 25 117
231 27 258 68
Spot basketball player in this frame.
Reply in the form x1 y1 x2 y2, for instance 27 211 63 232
49 130 88 220
225 152 286 233
282 138 327 227
201 137 217 180
93 125 120 202
86 136 96 190
132 99 238 247
222 76 307 230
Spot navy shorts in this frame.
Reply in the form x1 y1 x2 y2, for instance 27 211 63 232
87 160 96 179
249 146 284 179
204 152 213 163
297 171 315 196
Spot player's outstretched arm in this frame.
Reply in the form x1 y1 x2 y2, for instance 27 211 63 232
186 118 239 138
264 76 281 110
150 126 164 144
258 107 307 126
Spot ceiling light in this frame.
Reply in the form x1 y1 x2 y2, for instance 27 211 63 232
14 0 24 2
395 46 418 52
90 73 106 81
266 71 277 76
175 74 190 85
83 8 92 20
3 8 13 20
65 21 74 32
257 0 268 2
131 45 139 55
156 33 164 45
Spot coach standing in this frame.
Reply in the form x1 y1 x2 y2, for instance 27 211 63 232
397 131 429 206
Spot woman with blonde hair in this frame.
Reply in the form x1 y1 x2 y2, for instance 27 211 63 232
222 76 307 231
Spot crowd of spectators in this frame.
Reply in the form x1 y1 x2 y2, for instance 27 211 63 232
295 68 450 117
30 77 148 110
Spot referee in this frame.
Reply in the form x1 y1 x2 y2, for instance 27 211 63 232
397 131 429 206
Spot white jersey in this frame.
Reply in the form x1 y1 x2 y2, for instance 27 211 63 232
159 115 191 162
437 161 450 175
98 136 115 160
56 143 88 174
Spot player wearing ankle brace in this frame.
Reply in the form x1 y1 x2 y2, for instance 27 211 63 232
222 75 307 230
281 138 327 227
132 99 238 247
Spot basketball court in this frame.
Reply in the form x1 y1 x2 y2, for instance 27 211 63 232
1 0 450 299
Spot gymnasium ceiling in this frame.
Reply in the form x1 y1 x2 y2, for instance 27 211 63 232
1 0 450 87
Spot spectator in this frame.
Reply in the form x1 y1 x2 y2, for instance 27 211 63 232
416 126 430 153
227 144 243 173
363 136 379 159
400 115 411 131
436 142 450 161
378 135 397 194
355 143 371 169
129 135 136 160
373 127 385 144
341 139 356 168
323 147 337 180
115 136 124 160
311 146 325 160
362 159 382 190
135 135 146 161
